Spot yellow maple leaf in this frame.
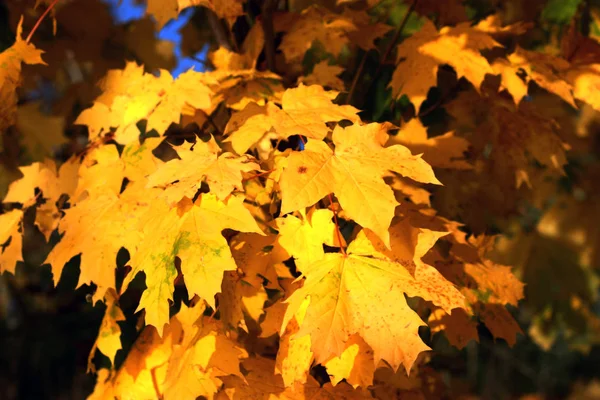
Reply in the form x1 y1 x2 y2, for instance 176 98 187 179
276 297 313 386
162 315 246 400
3 160 61 206
0 209 24 273
88 289 126 371
281 221 465 372
73 145 125 202
218 270 268 332
0 17 45 148
90 302 246 400
566 63 600 112
299 61 345 91
3 157 79 240
225 84 360 155
390 19 500 111
230 232 289 292
76 63 213 144
276 208 344 272
122 194 263 336
147 139 259 203
387 119 472 169
45 185 153 303
324 334 376 388
279 123 439 247
121 137 164 183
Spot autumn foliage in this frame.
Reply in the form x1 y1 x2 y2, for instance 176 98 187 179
2 0 600 398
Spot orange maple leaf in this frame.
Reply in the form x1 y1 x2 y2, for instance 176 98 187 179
390 19 500 111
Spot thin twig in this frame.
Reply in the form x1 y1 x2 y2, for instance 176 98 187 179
328 193 346 255
261 0 279 72
207 9 232 50
242 169 276 181
347 50 369 105
26 0 60 43
379 0 419 70
200 110 223 136
363 0 419 105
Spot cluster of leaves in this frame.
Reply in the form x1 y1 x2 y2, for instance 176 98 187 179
2 0 600 398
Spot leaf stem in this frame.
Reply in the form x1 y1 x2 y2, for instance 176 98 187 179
328 193 346 255
243 168 275 181
26 0 60 44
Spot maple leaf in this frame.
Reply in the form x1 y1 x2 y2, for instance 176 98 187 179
90 302 246 400
45 186 152 303
146 0 245 29
230 232 289 292
446 89 568 188
279 123 439 247
431 234 525 346
475 15 532 38
281 219 465 372
73 145 125 202
218 270 268 332
3 158 79 240
428 307 479 349
210 23 264 71
220 356 373 399
225 84 360 155
122 194 263 336
342 9 393 51
0 209 24 273
299 61 345 91
276 298 314 386
324 335 376 388
88 289 126 371
0 17 45 149
566 63 600 112
505 46 576 107
121 137 164 183
147 139 259 203
3 160 61 207
390 19 500 111
278 6 358 62
76 63 213 144
162 312 246 400
276 208 344 271
387 119 472 169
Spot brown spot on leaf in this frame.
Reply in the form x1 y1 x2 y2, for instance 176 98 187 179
297 166 308 174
